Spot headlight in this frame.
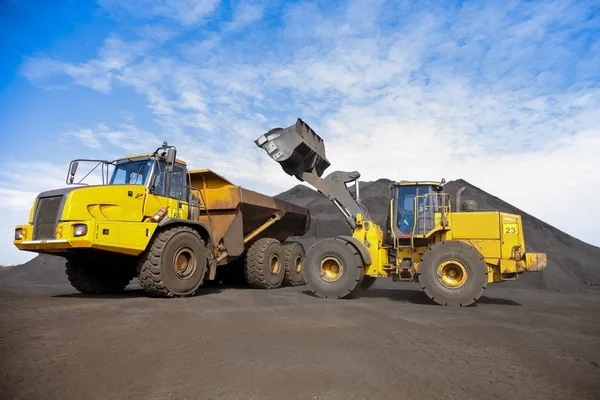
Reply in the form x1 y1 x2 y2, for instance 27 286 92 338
73 224 88 237
15 228 23 240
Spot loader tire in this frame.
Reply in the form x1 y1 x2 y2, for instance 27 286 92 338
244 238 285 289
304 237 365 299
418 240 488 307
138 226 208 297
361 276 377 290
66 257 134 294
282 241 305 286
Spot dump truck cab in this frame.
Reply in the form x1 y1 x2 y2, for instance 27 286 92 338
14 144 198 257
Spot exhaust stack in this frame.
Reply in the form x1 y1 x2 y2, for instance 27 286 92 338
455 186 465 212
255 118 331 178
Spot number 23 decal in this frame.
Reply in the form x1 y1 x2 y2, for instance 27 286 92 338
504 224 518 234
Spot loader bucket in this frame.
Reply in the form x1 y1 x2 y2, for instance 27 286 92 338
255 118 331 177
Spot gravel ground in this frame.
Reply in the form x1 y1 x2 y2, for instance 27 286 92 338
1 277 599 400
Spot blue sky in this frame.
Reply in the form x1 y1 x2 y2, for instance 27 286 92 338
1 0 599 264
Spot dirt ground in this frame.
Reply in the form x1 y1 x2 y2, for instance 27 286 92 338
1 277 599 400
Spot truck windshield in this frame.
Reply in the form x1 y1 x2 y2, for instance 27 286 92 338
109 160 154 185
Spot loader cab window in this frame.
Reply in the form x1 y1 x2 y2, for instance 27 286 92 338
394 185 436 236
109 160 154 185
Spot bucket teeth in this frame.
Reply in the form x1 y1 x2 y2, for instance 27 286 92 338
255 118 331 177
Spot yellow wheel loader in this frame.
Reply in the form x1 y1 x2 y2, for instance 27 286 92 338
14 143 310 297
255 119 548 306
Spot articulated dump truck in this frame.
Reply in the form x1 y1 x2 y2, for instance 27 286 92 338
13 143 310 297
256 119 548 306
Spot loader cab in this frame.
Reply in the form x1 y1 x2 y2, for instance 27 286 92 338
391 181 445 238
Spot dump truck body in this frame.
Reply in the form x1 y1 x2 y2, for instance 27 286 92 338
14 144 310 297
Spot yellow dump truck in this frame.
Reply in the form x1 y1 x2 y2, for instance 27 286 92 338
13 143 310 297
256 119 548 306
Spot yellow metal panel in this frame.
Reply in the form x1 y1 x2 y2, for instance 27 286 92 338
488 265 502 283
28 200 36 224
450 211 500 239
15 219 156 256
62 185 146 222
525 253 547 272
500 259 524 274
143 193 170 219
467 239 501 259
500 213 525 260
353 218 388 277
96 223 116 244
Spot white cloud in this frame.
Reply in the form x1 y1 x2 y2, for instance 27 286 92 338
224 0 264 32
22 36 154 93
69 128 103 149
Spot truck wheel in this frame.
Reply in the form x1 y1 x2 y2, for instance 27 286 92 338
138 226 208 297
282 242 305 286
66 257 134 294
245 238 285 289
304 237 365 299
361 276 377 290
418 240 488 306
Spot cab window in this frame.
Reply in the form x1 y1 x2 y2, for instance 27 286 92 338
395 185 435 235
152 162 187 200
170 165 188 200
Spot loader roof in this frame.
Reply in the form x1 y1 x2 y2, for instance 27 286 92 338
393 180 442 186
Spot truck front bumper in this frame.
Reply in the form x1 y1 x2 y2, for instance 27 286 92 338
14 221 96 253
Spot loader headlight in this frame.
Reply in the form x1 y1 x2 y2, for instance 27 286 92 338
15 228 23 240
73 224 88 237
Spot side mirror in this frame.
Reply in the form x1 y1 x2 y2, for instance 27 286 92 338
166 148 176 172
69 161 79 183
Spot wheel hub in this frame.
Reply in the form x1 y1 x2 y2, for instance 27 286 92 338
173 248 197 279
437 259 468 289
270 255 281 275
320 256 343 282
295 255 303 274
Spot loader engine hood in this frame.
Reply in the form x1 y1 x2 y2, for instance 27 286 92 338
32 185 147 225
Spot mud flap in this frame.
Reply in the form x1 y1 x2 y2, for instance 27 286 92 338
223 211 245 257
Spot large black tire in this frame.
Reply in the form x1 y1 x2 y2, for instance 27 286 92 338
66 256 135 294
244 238 285 289
304 237 365 299
418 240 488 306
361 276 377 290
138 226 208 297
282 241 305 286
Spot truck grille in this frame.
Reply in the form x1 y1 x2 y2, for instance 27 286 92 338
32 196 64 240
